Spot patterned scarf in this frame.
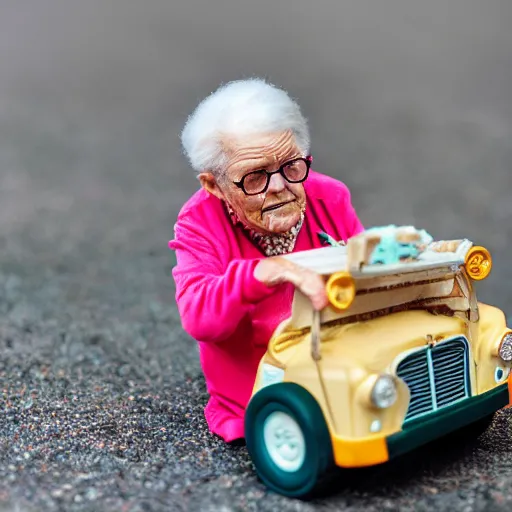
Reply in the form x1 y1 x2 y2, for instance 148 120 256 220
224 201 305 256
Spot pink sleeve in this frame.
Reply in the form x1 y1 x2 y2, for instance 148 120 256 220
343 188 365 237
169 218 275 343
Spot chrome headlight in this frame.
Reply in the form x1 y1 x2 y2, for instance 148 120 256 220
499 332 512 363
371 375 398 409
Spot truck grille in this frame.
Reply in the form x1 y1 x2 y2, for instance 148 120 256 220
396 337 471 422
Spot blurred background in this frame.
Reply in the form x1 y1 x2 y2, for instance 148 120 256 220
1 1 512 509
2 0 512 291
1 0 511 376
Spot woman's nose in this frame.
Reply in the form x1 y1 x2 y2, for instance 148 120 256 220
267 172 287 193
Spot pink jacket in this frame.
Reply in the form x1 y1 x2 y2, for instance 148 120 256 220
168 171 364 442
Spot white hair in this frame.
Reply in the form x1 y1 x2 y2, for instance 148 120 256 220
181 78 310 173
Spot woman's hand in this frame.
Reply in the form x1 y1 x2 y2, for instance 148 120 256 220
254 257 329 311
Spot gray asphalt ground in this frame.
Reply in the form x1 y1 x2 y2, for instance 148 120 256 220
1 1 512 510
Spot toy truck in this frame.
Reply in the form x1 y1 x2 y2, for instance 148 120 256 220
244 226 512 498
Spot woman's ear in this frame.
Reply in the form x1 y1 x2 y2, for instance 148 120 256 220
198 172 225 201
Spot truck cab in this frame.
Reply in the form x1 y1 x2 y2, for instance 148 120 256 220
244 226 512 498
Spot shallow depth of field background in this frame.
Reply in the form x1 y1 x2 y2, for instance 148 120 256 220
1 1 511 511
2 1 512 304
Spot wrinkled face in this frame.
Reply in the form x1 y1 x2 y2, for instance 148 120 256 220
199 130 307 234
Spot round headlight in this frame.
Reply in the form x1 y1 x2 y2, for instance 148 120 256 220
371 375 398 409
499 333 512 362
326 271 356 311
464 245 492 280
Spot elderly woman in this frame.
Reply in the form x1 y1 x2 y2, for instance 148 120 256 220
169 78 364 443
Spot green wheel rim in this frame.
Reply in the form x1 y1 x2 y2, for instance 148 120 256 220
245 383 334 498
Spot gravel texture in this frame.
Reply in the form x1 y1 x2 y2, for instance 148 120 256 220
1 2 512 511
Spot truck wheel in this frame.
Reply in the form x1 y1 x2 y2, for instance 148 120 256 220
244 382 334 499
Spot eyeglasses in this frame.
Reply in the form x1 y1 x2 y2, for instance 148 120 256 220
233 156 312 196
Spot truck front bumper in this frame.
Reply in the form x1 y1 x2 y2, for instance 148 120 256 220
331 377 511 468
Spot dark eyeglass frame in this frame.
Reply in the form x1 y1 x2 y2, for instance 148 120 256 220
232 155 312 196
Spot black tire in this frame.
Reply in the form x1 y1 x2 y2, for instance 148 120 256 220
244 382 335 499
